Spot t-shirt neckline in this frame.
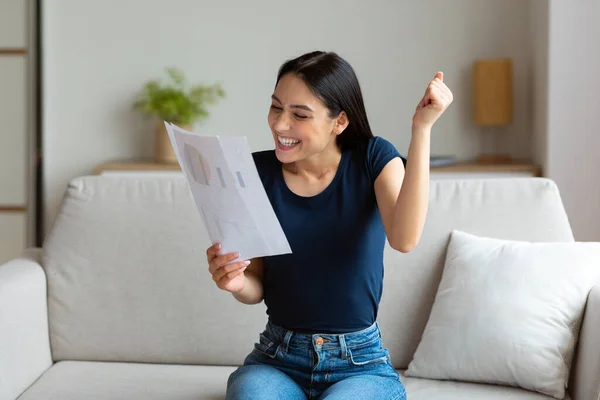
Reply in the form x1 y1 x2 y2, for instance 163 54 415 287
277 150 349 202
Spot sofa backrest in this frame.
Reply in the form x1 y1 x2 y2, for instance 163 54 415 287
42 176 574 367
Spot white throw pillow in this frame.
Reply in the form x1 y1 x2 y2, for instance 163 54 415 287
405 230 600 399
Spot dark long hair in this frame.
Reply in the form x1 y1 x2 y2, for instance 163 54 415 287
275 51 374 151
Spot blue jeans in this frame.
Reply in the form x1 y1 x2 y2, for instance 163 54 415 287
226 321 406 400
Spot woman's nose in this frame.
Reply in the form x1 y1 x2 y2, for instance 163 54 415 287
273 111 292 132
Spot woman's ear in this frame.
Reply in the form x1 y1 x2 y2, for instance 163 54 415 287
334 111 349 135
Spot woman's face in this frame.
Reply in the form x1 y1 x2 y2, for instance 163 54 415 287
268 73 346 164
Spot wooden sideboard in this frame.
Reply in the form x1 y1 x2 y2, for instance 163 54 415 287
95 159 541 179
95 160 182 175
429 161 541 179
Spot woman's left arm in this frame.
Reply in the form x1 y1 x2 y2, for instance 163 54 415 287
375 72 453 253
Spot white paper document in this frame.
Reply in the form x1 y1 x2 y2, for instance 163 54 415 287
164 122 292 261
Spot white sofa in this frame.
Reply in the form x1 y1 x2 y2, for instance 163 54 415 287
2 175 599 400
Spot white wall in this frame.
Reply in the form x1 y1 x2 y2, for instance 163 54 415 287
42 0 533 235
544 0 600 241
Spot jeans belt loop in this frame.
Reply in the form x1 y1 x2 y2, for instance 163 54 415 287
282 330 293 354
339 334 348 360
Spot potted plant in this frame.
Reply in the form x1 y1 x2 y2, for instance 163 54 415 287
133 67 225 163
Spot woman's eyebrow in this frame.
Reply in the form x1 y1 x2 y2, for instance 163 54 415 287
271 95 314 112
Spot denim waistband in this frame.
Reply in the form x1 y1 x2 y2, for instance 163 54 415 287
263 321 381 351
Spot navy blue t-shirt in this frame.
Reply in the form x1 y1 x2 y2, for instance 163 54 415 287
252 136 402 333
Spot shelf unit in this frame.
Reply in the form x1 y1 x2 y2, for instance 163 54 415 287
0 0 36 264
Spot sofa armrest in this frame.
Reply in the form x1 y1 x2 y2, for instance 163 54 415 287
0 248 52 400
570 284 600 400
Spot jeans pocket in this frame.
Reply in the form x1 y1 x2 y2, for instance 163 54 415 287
348 338 390 366
252 332 280 359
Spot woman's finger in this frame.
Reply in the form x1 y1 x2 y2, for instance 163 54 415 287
215 252 241 267
431 79 453 102
206 243 221 262
429 81 452 108
208 251 240 274
223 268 247 283
213 260 250 281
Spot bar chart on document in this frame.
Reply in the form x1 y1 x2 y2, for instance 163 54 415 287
164 122 291 261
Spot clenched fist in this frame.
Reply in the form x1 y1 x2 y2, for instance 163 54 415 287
413 71 453 129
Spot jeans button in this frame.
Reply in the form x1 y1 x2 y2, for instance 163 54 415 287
315 337 324 346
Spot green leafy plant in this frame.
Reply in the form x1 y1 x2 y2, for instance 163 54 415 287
133 67 225 125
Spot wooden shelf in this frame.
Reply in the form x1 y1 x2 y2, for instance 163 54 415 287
431 161 541 176
0 205 27 213
0 49 27 55
96 159 541 177
95 159 180 175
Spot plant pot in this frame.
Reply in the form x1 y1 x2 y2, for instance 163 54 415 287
154 121 190 164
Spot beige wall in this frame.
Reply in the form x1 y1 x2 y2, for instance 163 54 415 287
42 0 534 236
544 0 600 241
530 0 549 171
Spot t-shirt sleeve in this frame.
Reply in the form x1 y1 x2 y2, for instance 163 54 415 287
367 136 403 182
252 150 277 185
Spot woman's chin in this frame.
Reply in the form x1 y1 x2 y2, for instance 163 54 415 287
275 141 301 162
275 149 295 164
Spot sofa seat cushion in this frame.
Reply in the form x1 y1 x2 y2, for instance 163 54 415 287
17 361 569 400
401 372 571 400
18 361 236 400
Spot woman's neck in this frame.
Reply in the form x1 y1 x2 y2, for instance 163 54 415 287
283 145 342 180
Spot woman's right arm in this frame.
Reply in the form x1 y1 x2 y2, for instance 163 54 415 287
206 243 265 305
232 257 264 305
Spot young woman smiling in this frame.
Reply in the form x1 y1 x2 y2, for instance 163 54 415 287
206 51 453 400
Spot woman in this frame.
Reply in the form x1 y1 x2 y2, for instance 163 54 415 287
207 51 453 400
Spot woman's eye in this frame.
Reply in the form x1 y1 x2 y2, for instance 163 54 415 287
270 105 282 111
294 114 308 120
